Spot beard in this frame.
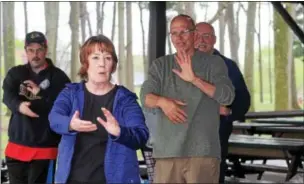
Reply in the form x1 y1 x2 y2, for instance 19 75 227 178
197 43 213 53
29 57 45 69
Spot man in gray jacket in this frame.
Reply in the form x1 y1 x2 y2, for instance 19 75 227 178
140 14 235 183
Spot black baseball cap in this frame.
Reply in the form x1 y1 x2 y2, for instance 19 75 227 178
25 31 48 48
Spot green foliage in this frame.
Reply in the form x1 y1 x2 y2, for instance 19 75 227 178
15 39 25 49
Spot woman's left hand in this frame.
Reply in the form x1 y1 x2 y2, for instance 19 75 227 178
97 108 121 137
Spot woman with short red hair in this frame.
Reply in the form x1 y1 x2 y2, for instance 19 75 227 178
49 35 149 184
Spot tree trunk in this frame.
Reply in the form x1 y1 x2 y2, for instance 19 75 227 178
244 2 257 112
167 35 172 54
96 2 101 34
0 2 2 117
257 2 263 103
118 2 126 85
204 3 209 21
207 2 228 24
184 2 196 21
111 2 116 41
86 4 92 37
24 2 28 34
268 3 273 103
218 2 226 54
3 2 15 73
126 2 134 91
176 3 184 14
69 2 80 82
44 2 59 62
80 2 86 43
3 2 15 117
138 2 148 80
100 2 106 34
274 4 288 110
226 2 240 64
166 15 173 55
286 4 301 109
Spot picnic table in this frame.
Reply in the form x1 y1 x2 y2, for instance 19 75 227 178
245 110 304 119
233 122 304 139
253 119 304 125
228 134 304 181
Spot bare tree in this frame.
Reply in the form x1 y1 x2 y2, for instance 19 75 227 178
138 2 148 80
118 2 126 85
3 2 15 116
203 3 208 21
86 7 92 37
267 3 273 103
69 2 80 82
80 2 87 43
226 2 240 64
218 2 227 54
286 4 301 109
3 2 15 73
207 2 228 24
274 3 289 110
244 2 257 111
184 2 196 21
257 2 263 103
100 2 106 34
126 2 134 91
111 2 116 41
96 2 106 34
0 1 2 118
44 2 59 61
24 2 28 34
96 2 101 34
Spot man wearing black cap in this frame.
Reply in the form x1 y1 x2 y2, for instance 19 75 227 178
2 31 71 184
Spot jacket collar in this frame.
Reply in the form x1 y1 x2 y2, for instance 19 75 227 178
66 82 137 110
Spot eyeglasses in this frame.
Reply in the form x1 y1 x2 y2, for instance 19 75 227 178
195 32 215 40
169 29 194 37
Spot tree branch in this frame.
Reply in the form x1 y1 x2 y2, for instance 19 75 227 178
207 2 229 24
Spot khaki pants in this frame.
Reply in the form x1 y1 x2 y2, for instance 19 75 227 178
153 157 220 183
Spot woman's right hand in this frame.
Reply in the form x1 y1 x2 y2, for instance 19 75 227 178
69 111 97 132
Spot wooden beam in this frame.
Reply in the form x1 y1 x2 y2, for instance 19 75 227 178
272 2 304 44
148 1 166 67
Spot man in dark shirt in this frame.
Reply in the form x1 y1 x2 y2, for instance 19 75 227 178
2 31 71 184
195 22 251 183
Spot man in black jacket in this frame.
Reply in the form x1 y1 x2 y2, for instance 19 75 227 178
195 22 251 183
2 31 71 184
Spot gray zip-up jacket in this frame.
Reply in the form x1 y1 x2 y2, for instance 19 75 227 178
140 50 235 159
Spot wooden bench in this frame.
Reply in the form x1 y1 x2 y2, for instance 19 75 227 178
228 134 304 181
227 162 304 180
225 176 275 183
1 168 9 184
245 110 304 119
253 119 304 125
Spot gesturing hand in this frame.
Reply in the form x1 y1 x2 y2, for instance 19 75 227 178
220 106 231 116
19 101 39 118
23 80 40 95
158 97 187 124
69 111 97 132
97 108 121 137
172 50 196 83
